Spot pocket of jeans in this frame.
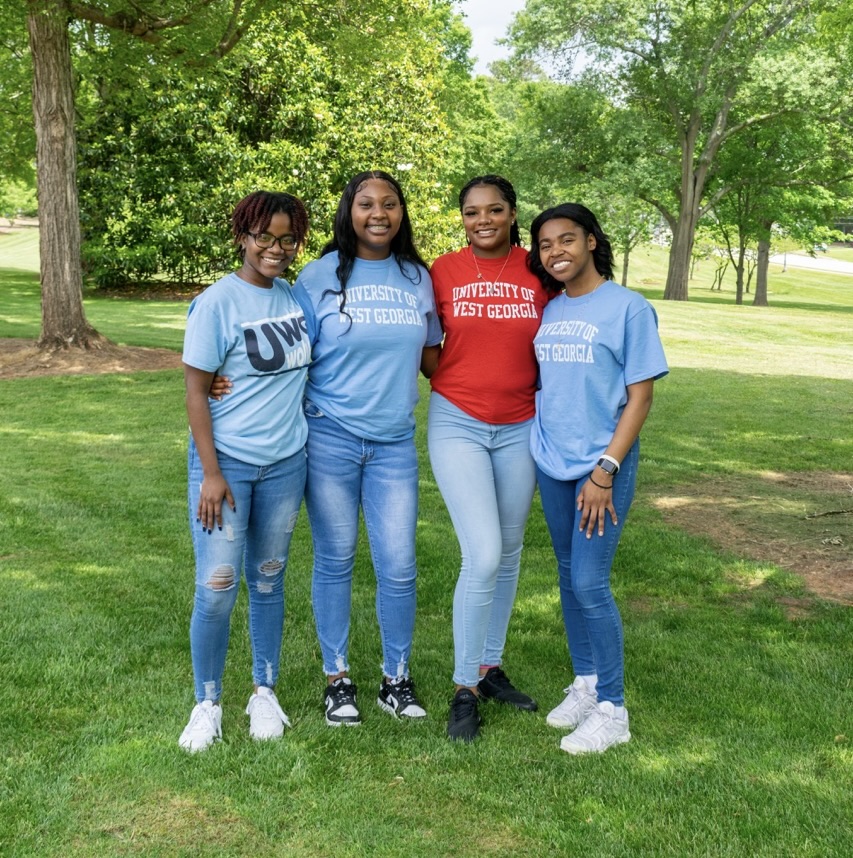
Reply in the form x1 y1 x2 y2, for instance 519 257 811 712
304 400 325 419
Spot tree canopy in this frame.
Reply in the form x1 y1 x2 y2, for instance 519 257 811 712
508 0 852 300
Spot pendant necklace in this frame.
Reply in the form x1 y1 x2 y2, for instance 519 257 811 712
471 245 513 285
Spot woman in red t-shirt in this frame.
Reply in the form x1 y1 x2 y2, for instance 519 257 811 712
423 175 551 742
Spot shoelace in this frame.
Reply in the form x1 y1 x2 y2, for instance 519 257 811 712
328 681 357 706
188 704 219 736
250 692 291 727
389 678 418 706
575 708 609 736
452 693 478 719
485 667 513 689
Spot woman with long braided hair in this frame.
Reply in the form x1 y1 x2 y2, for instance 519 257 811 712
422 175 551 742
179 190 312 752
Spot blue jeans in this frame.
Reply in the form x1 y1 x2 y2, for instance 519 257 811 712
427 392 537 687
535 440 639 705
304 404 419 679
187 440 306 703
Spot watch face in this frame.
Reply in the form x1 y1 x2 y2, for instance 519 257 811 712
598 458 618 475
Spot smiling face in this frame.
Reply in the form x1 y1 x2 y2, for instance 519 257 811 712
461 184 515 259
536 217 599 293
238 211 298 288
350 178 404 260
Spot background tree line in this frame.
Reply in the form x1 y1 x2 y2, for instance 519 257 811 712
1 0 851 349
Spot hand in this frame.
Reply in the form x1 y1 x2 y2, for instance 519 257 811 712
576 476 618 539
209 374 232 401
196 472 235 533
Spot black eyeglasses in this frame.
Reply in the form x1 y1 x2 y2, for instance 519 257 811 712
248 232 299 251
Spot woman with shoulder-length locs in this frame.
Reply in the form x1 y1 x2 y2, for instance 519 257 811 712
179 190 312 752
423 175 552 742
296 170 443 727
527 203 668 754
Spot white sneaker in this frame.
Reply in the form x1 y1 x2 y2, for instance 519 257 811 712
546 677 598 729
560 701 630 754
179 700 222 752
246 686 291 740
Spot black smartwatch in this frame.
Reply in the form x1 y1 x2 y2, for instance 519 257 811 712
596 456 620 476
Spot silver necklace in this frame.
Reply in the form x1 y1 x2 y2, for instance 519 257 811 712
470 246 513 284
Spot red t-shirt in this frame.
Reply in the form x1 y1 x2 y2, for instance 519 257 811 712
430 246 551 423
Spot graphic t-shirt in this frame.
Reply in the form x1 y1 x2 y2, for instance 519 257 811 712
182 272 311 465
296 252 442 442
429 246 551 423
531 281 669 480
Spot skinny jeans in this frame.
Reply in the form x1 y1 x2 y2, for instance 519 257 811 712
535 440 639 705
427 392 537 687
187 439 306 703
304 403 419 679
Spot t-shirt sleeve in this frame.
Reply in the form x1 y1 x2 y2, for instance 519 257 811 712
291 278 318 346
623 302 669 385
420 268 443 345
182 298 227 372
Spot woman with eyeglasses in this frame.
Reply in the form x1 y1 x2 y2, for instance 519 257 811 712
295 170 442 726
179 191 312 752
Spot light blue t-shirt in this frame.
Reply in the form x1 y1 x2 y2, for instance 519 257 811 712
296 252 442 441
182 272 311 466
531 281 669 480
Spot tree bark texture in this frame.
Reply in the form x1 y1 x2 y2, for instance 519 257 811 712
663 212 695 301
753 227 771 306
27 0 104 349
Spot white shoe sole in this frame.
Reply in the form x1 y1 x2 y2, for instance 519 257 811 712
560 731 631 754
377 698 427 719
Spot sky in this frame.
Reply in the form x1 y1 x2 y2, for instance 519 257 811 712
458 0 527 75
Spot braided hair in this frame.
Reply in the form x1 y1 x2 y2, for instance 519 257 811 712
527 203 614 295
458 175 522 247
321 170 428 319
231 191 309 259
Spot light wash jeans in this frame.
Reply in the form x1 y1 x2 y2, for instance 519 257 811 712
427 392 537 687
304 403 419 679
535 440 640 705
187 439 306 703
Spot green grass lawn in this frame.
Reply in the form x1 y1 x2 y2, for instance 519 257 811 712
1 231 852 857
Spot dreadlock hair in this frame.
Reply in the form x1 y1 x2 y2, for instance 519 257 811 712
320 170 428 320
458 175 522 247
527 203 614 295
231 191 309 260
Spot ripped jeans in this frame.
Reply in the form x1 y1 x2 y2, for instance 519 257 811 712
188 439 306 703
304 405 419 679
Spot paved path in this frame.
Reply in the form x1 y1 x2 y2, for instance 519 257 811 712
768 253 853 275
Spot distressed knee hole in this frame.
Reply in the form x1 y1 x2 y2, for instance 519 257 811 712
206 565 236 590
259 559 284 576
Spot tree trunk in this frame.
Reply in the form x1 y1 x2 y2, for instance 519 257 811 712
735 238 745 305
27 0 105 350
663 210 695 300
753 223 772 306
621 244 630 287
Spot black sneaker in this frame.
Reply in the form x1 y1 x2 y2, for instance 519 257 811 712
447 688 482 742
377 677 427 719
477 667 538 711
324 677 361 727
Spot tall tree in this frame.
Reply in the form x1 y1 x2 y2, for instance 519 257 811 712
24 0 265 349
73 1 459 285
509 0 839 300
